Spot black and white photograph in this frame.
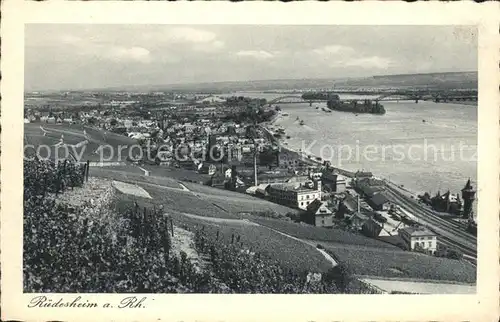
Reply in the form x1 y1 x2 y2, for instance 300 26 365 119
22 24 480 295
1 2 499 321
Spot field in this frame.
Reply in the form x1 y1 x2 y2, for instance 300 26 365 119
90 168 184 189
246 216 398 249
24 123 137 162
323 243 476 283
181 182 300 216
112 193 333 274
93 167 300 219
167 210 334 274
142 165 212 184
115 184 240 220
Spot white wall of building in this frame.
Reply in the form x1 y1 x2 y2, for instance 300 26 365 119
399 230 437 254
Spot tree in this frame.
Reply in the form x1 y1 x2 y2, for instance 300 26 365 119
87 117 97 126
446 249 463 260
323 263 352 292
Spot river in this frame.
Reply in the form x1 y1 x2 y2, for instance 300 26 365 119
220 92 477 202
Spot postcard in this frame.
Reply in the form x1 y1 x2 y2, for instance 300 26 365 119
1 1 499 321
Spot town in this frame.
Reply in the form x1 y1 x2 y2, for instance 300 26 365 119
24 89 477 265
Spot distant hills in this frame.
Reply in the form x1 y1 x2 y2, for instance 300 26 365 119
337 71 477 89
72 71 478 93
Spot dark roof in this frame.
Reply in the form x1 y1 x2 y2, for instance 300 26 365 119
323 183 335 191
306 199 322 213
307 199 332 215
360 185 381 197
462 178 472 190
362 218 383 234
355 171 373 177
370 193 389 206
342 194 358 211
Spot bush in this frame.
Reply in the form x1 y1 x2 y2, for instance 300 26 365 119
435 247 463 261
446 249 463 260
323 263 353 292
23 159 203 293
193 228 353 294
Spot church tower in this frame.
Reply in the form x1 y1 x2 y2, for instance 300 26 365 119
461 179 476 219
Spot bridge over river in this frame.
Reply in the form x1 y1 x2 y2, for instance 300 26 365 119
268 91 478 105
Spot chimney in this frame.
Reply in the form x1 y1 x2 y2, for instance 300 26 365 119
254 152 258 186
357 194 360 214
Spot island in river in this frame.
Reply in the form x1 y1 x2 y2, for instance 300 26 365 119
301 92 386 115
327 98 386 115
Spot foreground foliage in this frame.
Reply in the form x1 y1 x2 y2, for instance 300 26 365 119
324 244 476 283
24 159 380 293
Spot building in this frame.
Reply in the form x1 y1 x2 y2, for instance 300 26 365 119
355 171 373 179
355 178 385 197
266 179 322 210
348 212 370 231
277 150 300 168
210 172 226 188
198 163 217 175
367 193 390 211
337 194 359 219
322 170 347 193
303 199 334 227
257 172 293 184
461 179 476 219
246 183 270 197
430 190 462 215
196 95 226 104
286 175 311 184
361 218 383 237
398 226 437 254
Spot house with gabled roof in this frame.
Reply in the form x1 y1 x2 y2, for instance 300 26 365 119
303 199 334 228
368 193 390 211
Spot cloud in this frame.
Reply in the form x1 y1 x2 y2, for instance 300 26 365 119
104 46 152 63
311 45 392 69
236 50 275 60
193 40 225 53
48 35 153 63
147 27 226 52
167 27 217 43
312 45 355 56
60 35 82 45
343 56 392 69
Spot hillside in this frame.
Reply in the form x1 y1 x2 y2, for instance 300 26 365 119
92 71 477 93
335 71 477 89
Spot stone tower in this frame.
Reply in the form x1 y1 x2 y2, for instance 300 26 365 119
461 178 476 219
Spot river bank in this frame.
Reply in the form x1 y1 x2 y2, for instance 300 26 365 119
260 112 422 198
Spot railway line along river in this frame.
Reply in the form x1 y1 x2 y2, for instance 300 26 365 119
222 91 477 216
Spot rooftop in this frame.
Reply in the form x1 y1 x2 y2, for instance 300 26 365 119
269 182 317 193
400 226 436 237
370 193 389 206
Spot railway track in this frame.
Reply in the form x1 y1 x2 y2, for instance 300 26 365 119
383 185 477 258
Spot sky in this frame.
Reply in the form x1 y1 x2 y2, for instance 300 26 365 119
25 25 477 91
